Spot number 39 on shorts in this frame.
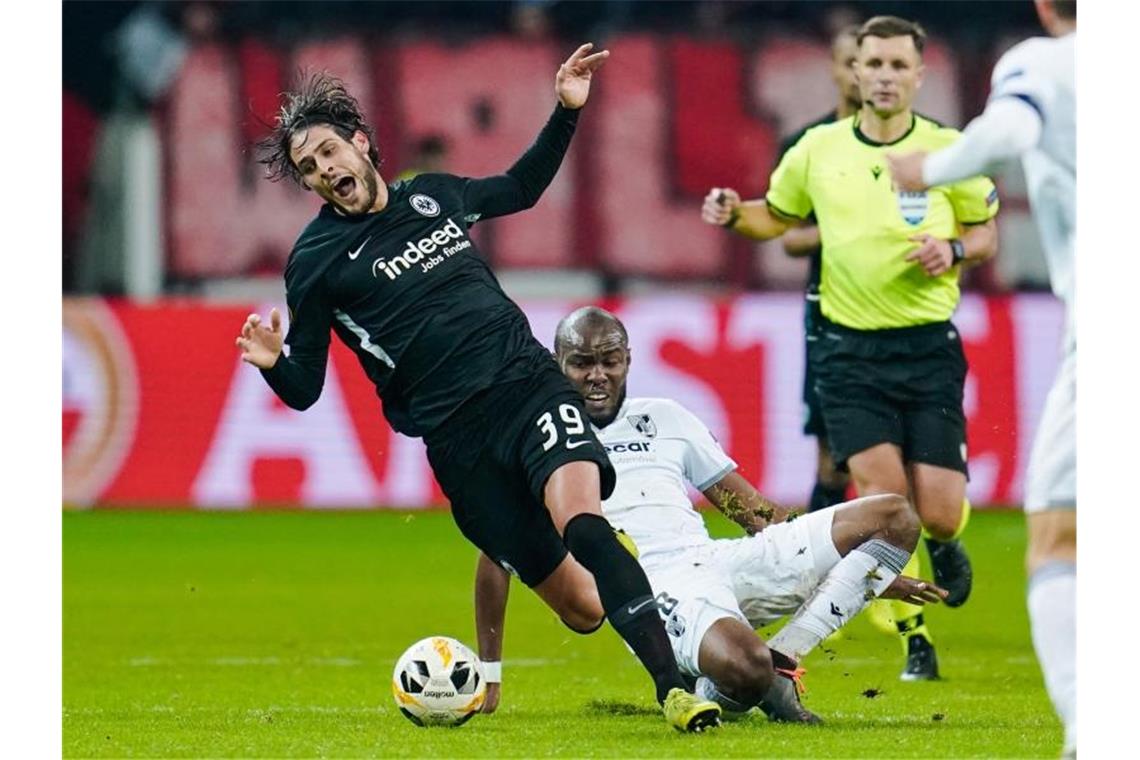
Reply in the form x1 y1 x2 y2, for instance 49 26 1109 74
535 403 586 451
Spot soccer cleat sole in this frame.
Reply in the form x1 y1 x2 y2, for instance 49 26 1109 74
663 688 722 733
682 706 722 733
900 669 942 682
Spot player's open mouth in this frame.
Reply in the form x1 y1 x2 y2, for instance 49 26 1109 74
333 176 356 199
586 392 608 404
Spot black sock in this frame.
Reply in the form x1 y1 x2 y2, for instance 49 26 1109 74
563 513 686 703
808 481 848 512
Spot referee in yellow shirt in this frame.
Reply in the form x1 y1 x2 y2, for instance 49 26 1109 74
702 16 998 681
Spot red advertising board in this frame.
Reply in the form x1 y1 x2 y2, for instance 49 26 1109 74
63 294 1064 509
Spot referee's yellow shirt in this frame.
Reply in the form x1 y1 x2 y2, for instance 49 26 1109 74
766 114 999 330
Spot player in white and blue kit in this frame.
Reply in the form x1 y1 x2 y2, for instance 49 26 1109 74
474 307 948 722
886 2 1075 754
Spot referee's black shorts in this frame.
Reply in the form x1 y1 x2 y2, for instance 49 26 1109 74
424 359 616 588
813 318 969 476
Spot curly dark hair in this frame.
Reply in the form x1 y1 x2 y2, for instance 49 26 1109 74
257 71 380 185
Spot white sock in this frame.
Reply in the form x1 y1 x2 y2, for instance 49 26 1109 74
694 675 754 717
770 539 910 660
1028 562 1076 752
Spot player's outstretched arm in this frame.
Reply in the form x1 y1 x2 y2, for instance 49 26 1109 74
702 471 791 535
235 307 327 410
701 187 792 241
474 553 510 714
235 308 283 369
555 42 609 110
888 98 1044 191
459 43 608 221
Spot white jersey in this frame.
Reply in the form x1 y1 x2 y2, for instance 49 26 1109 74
593 397 736 561
990 33 1076 343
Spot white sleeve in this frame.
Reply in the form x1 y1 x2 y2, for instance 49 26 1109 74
922 43 1049 186
923 96 1042 186
669 402 737 491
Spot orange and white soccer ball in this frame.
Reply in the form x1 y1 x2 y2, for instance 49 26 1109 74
391 636 486 726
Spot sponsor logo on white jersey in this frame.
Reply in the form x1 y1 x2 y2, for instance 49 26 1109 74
627 413 657 438
604 441 653 454
371 217 473 280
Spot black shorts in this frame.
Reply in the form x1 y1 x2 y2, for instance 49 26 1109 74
802 295 827 438
424 361 616 588
813 319 968 475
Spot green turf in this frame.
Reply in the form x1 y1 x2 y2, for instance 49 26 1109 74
63 508 1061 758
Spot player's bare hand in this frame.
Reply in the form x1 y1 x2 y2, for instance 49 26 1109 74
702 187 741 227
886 151 929 192
482 682 501 714
556 43 609 109
235 307 284 369
881 575 949 605
905 234 954 277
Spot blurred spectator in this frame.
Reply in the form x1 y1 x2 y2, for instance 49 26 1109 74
395 135 453 182
510 1 553 41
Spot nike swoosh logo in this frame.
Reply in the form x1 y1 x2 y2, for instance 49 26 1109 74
348 236 371 260
565 439 591 450
627 598 657 616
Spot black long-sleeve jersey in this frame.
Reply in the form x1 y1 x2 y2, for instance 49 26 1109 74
260 103 579 438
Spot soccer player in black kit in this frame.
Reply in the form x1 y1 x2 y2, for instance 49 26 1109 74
234 44 721 732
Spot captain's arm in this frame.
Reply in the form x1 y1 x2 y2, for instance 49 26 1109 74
474 553 510 713
702 471 791 535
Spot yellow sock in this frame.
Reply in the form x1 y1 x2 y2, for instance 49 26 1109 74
889 552 926 651
922 498 972 541
614 528 639 559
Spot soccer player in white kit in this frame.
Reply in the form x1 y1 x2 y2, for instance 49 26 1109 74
474 306 948 722
886 1 1076 754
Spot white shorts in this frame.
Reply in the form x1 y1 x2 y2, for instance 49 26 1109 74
1025 349 1076 513
640 509 839 676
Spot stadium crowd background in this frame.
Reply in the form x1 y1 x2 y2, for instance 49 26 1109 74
63 0 1046 298
62 0 1061 511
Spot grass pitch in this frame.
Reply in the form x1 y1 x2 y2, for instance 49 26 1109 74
64 508 1061 758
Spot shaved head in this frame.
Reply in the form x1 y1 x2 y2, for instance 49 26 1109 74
554 306 628 356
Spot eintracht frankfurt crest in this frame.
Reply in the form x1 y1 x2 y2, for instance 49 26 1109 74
628 413 657 438
409 193 441 217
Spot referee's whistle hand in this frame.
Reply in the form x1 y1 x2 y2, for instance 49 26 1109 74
905 234 953 277
701 187 739 226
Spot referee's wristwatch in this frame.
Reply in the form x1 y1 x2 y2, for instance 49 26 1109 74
949 238 966 265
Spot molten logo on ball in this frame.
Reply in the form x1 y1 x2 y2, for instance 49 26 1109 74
391 636 485 727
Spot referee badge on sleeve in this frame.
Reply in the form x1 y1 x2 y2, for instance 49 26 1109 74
896 190 929 226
